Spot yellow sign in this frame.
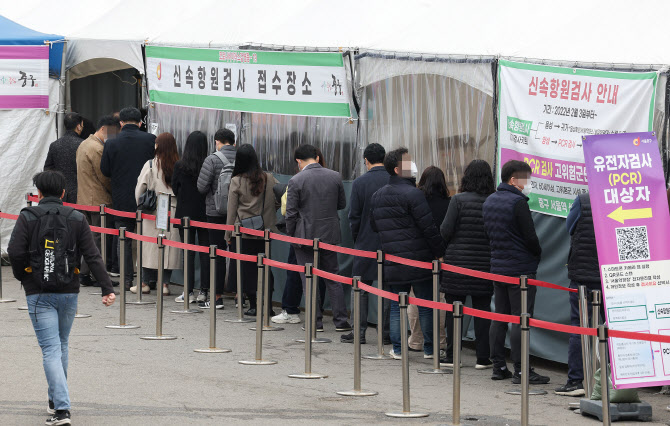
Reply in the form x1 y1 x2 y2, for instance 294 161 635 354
607 206 653 224
44 239 54 249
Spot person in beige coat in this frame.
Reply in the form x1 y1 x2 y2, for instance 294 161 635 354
224 144 280 315
132 132 182 295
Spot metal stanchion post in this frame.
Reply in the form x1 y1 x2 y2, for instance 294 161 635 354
141 235 176 340
452 301 463 425
311 238 330 343
419 260 449 374
337 277 378 396
172 217 201 314
226 223 253 323
18 194 33 311
289 263 327 379
364 250 390 360
591 290 601 375
579 285 593 397
386 292 428 418
107 228 139 329
520 312 531 426
598 325 611 426
0 231 16 303
128 210 154 305
240 254 277 365
89 204 107 296
260 229 282 331
195 245 231 353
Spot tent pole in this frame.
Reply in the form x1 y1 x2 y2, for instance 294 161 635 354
359 88 368 177
57 41 67 138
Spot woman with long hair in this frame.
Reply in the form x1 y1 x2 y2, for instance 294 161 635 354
133 132 182 295
225 144 280 316
439 159 496 368
171 131 210 304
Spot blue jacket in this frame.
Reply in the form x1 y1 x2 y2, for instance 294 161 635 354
370 175 445 287
349 166 389 281
482 183 541 277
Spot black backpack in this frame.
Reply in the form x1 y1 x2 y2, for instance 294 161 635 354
23 205 78 292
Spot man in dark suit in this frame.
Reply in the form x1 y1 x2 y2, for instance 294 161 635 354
100 107 155 289
341 143 390 344
286 144 350 331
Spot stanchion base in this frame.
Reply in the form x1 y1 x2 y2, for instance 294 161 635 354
288 372 328 379
126 301 155 305
0 298 17 303
225 318 255 323
89 292 102 296
18 306 29 310
296 337 332 343
239 359 277 365
336 389 378 397
250 326 285 331
140 335 177 340
385 412 429 418
170 308 203 314
194 347 232 353
106 324 140 329
504 389 548 395
75 314 92 318
363 353 393 360
568 402 580 410
418 368 453 375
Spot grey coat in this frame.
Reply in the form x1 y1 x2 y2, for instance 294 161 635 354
196 145 236 217
285 163 346 245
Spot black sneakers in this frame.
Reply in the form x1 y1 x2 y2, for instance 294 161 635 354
512 369 551 385
554 380 585 396
336 323 353 332
491 367 514 380
46 410 71 425
340 332 366 344
47 400 55 415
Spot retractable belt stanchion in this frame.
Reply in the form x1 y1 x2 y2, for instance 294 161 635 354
337 277 377 397
128 210 153 306
289 263 327 379
226 223 253 323
452 301 463 425
141 235 176 340
364 250 391 360
259 229 282 331
240 254 277 365
520 312 531 426
172 217 201 314
385 292 428 418
591 290 602 377
579 285 593 398
90 204 108 296
106 228 139 329
419 260 449 374
195 245 230 353
0 230 16 303
598 325 611 426
18 194 32 311
305 238 330 343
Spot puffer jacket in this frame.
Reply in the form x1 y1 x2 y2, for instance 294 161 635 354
370 175 445 287
439 191 493 297
196 145 236 217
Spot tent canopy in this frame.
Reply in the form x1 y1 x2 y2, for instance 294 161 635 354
0 15 63 76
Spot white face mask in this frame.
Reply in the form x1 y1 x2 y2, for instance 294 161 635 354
410 161 418 178
521 183 532 196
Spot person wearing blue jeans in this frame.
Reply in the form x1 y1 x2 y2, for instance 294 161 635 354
390 281 434 356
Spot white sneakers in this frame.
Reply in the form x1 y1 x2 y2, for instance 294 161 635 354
129 284 150 294
388 349 402 360
175 292 196 303
271 310 301 324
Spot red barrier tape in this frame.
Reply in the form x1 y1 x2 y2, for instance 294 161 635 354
268 232 312 246
462 306 521 324
90 226 119 236
239 227 265 237
385 254 433 270
105 208 136 219
163 238 209 254
26 195 99 212
358 282 399 302
312 267 353 286
529 318 597 336
408 296 454 312
529 278 577 293
609 329 670 344
170 218 181 225
189 220 234 232
0 212 19 220
319 242 377 259
125 231 158 245
27 195 38 203
263 258 306 273
441 263 519 285
141 213 156 221
215 248 256 262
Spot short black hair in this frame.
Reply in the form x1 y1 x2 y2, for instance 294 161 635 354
383 147 408 176
119 107 142 123
214 128 235 145
64 112 83 131
501 160 532 183
294 144 318 161
364 143 386 165
33 171 66 198
96 114 120 130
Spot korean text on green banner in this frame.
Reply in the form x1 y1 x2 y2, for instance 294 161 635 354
584 131 670 389
145 46 351 118
497 60 657 217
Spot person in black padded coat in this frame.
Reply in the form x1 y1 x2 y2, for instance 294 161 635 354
439 159 495 369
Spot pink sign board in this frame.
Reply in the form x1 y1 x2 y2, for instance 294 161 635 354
0 45 49 109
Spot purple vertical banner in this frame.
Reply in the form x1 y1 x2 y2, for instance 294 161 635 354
583 131 670 389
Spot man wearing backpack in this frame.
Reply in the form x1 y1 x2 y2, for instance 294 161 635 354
197 128 236 308
8 170 116 425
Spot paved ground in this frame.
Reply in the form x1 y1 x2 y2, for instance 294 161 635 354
1 265 670 425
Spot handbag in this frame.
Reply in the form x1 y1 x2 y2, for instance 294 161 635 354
137 160 157 211
239 177 267 231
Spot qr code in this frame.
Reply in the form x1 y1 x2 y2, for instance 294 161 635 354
616 226 650 262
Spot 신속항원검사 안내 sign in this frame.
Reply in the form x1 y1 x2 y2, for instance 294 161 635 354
583 132 670 389
497 60 657 217
145 46 351 118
